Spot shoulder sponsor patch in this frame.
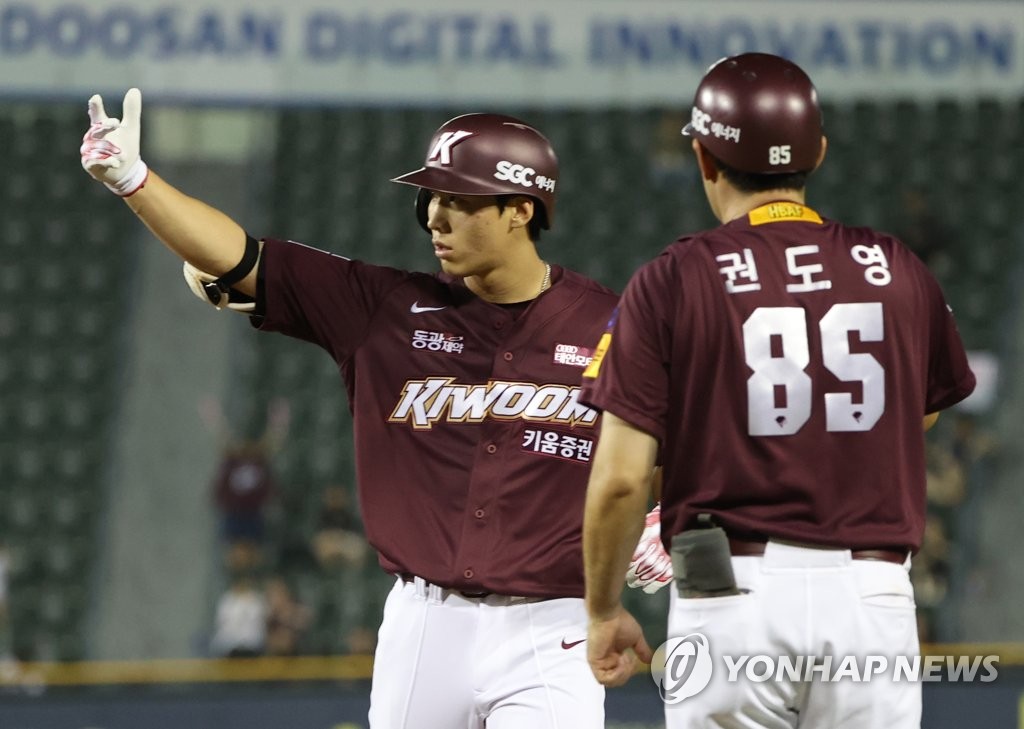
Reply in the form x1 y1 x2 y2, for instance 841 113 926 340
582 332 611 379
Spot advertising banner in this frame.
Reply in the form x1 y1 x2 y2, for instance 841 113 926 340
1 0 1020 104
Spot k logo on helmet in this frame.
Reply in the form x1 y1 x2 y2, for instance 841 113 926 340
428 130 474 166
651 633 714 703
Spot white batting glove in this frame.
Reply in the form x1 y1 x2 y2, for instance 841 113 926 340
80 88 149 197
626 503 673 594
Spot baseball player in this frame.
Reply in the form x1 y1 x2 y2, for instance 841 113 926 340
80 94 617 727
579 53 976 728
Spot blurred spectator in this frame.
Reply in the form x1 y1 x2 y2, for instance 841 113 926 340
914 411 1000 642
911 518 952 644
648 110 698 189
301 484 376 656
200 396 290 573
896 189 955 281
306 569 384 656
950 412 998 466
0 545 9 659
210 573 268 658
925 442 967 514
916 433 962 644
949 411 998 563
264 575 313 656
271 490 320 579
312 484 367 572
345 625 378 655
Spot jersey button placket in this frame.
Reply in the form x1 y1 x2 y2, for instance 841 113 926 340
463 568 474 579
485 443 497 454
502 352 513 362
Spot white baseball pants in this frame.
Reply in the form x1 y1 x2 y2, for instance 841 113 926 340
664 541 921 729
369 576 604 728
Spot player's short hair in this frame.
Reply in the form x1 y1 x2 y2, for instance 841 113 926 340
708 150 812 194
495 194 544 242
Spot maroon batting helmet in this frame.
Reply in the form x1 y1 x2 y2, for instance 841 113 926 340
391 113 559 231
682 53 823 174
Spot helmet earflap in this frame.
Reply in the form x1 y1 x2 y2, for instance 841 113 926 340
414 187 431 232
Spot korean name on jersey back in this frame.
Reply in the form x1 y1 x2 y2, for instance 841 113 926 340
716 239 893 295
389 378 598 430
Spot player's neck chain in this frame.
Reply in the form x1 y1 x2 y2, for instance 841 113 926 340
538 262 552 297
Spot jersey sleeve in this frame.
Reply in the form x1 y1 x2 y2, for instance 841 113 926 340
253 238 408 361
922 272 976 413
579 254 675 442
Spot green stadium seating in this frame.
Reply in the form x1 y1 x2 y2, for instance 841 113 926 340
9 98 1012 659
0 103 139 661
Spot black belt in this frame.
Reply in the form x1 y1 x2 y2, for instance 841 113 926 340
400 574 492 599
728 539 908 565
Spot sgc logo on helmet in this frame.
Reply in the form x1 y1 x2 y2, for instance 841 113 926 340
494 160 557 193
494 160 536 188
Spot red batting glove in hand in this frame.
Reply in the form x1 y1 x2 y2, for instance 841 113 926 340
626 504 673 594
80 88 149 197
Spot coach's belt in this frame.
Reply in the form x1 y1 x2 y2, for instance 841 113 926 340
727 538 908 565
400 574 492 599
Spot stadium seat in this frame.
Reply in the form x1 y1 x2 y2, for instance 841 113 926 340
0 102 139 661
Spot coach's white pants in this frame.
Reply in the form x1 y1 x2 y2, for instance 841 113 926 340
369 577 604 729
664 541 921 729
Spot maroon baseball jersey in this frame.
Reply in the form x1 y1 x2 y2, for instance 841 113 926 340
254 238 618 597
580 202 975 552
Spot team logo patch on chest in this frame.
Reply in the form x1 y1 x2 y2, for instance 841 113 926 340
389 378 598 430
411 329 464 355
553 343 593 368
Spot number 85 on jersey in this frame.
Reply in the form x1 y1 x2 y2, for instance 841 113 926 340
744 302 884 436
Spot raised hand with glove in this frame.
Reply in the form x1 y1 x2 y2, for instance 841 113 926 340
79 88 258 302
80 88 149 197
625 503 673 594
